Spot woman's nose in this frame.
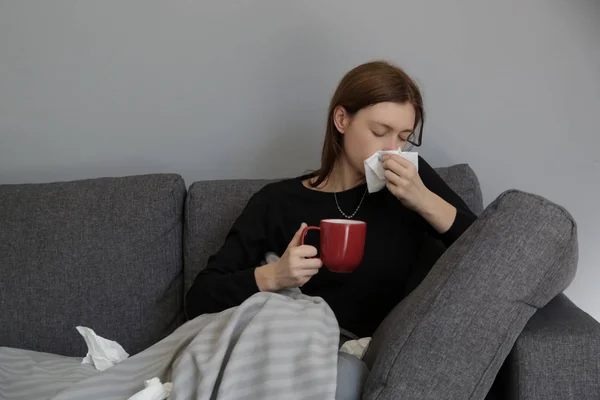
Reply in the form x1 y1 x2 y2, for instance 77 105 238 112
382 137 399 151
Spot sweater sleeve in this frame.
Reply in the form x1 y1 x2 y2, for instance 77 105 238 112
185 188 269 319
418 156 477 247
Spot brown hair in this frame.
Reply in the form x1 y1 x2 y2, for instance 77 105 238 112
311 60 424 188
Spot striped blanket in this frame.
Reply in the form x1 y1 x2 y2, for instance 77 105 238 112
0 289 340 400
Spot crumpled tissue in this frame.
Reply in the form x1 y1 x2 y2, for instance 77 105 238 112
364 149 419 193
339 337 372 360
76 326 129 371
128 377 173 400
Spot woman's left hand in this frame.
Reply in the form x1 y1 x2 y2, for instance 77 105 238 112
380 154 431 212
381 154 458 233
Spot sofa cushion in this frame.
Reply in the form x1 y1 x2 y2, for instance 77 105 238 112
184 179 274 294
434 163 483 215
361 189 578 399
183 163 483 294
0 174 186 357
506 293 600 399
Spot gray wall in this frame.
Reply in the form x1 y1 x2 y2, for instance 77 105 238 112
1 1 599 319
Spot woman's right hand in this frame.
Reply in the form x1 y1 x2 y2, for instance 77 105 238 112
255 223 323 291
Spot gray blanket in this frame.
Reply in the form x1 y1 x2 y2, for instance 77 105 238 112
0 290 340 400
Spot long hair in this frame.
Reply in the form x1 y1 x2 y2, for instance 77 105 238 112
311 60 424 188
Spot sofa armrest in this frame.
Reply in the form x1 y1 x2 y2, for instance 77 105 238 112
506 293 600 400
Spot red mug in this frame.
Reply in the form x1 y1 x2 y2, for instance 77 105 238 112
301 219 367 273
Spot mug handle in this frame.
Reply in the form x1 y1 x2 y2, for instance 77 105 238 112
301 226 320 245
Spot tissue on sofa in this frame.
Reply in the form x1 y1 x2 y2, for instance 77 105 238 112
76 326 129 371
128 377 172 400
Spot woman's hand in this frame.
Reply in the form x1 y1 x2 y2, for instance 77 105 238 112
381 154 457 233
380 154 430 212
255 223 323 292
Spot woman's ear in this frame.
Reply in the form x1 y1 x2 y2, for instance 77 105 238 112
332 105 350 134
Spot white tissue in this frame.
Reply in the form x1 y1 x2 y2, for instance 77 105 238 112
128 377 172 400
339 337 372 360
76 326 129 371
364 149 419 193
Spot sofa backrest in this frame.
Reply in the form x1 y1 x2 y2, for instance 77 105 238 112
0 174 186 357
0 164 482 357
183 164 483 293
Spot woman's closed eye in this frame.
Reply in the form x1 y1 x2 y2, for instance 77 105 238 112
372 129 412 140
400 132 415 142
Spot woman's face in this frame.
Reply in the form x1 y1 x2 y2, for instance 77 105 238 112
333 101 416 176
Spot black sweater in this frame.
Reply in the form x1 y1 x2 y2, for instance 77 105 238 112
186 157 477 337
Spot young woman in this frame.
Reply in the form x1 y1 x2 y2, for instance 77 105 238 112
185 60 477 338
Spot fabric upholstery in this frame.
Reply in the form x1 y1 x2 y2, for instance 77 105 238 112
0 174 186 357
183 164 483 294
505 293 600 399
362 189 579 400
434 163 484 215
184 179 274 294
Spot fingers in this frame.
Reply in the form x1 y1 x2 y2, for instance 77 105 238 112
386 180 403 199
385 172 410 200
297 263 321 279
381 155 418 181
384 169 406 187
381 159 408 183
381 154 412 168
385 172 409 188
291 244 318 258
290 246 322 269
381 154 410 173
288 223 308 248
297 257 323 270
290 257 322 287
289 245 322 278
381 156 419 197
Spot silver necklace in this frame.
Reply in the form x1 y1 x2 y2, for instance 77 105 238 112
334 187 367 219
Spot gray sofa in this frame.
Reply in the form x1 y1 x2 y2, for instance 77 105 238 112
1 165 598 399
